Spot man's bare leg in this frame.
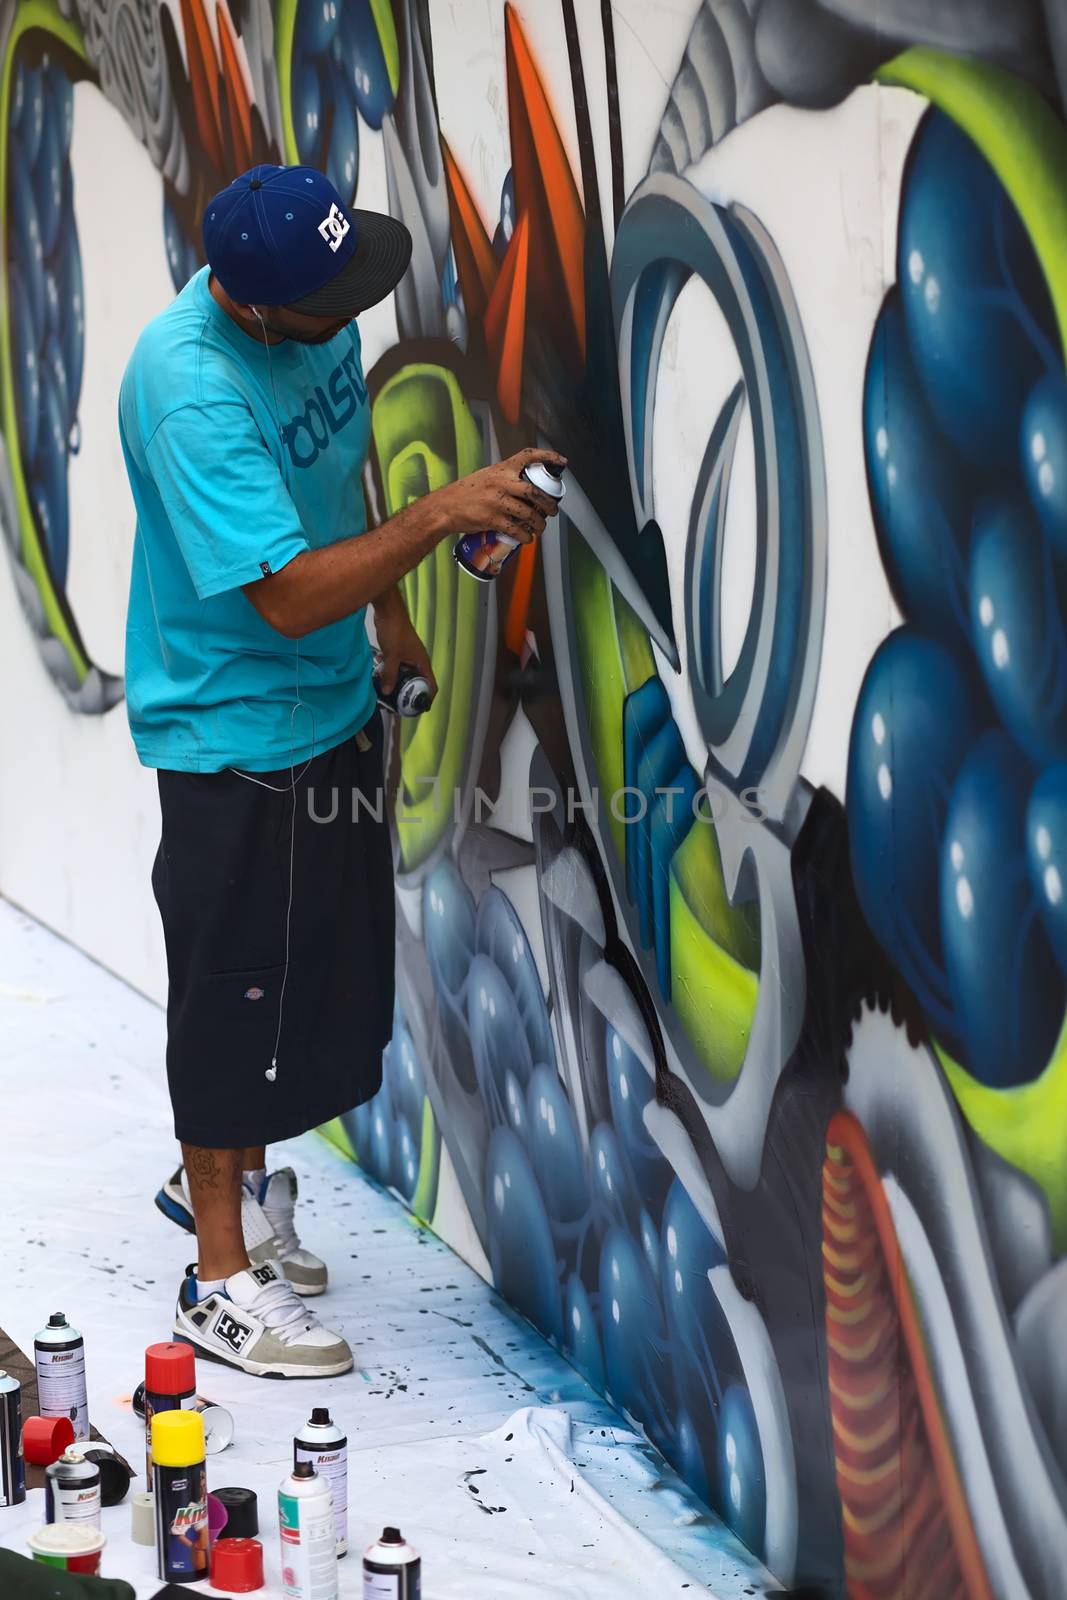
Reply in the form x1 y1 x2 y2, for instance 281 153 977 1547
242 1146 266 1174
181 1145 250 1282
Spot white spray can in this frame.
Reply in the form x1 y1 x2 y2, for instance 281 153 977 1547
452 459 566 581
362 1527 421 1598
294 1407 348 1556
278 1460 338 1600
34 1314 89 1442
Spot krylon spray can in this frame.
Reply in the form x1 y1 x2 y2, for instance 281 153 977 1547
152 1409 209 1585
34 1313 89 1441
294 1407 348 1556
278 1460 338 1599
362 1527 421 1599
452 459 566 581
0 1370 25 1507
45 1451 101 1527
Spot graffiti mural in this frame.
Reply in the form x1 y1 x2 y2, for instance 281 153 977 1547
6 0 1067 1592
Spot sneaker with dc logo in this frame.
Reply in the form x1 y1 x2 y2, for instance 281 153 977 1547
173 1260 352 1378
156 1164 328 1296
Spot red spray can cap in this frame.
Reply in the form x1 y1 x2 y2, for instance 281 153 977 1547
22 1414 75 1465
210 1536 264 1592
145 1341 196 1395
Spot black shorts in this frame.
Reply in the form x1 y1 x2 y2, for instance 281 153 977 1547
151 713 395 1148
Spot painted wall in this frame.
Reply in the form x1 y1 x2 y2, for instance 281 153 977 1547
3 1 1067 1593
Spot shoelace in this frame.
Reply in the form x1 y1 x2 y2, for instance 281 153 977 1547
245 1275 319 1344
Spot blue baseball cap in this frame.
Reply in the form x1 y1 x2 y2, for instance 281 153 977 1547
202 164 412 317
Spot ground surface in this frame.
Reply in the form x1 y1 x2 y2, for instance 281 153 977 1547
0 899 778 1597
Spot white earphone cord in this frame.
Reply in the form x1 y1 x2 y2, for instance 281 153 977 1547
226 305 317 1085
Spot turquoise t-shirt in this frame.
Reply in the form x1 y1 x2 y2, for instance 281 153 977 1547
119 265 377 772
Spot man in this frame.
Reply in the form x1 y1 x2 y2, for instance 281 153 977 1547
119 164 564 1378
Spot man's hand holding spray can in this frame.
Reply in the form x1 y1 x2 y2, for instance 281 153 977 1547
373 448 566 717
372 448 565 730
453 454 566 581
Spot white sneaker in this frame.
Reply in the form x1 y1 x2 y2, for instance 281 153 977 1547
156 1165 328 1296
252 1168 328 1297
174 1261 352 1378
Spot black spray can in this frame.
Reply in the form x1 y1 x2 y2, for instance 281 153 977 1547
34 1313 89 1441
362 1526 420 1598
0 1370 25 1507
152 1410 209 1585
45 1449 101 1527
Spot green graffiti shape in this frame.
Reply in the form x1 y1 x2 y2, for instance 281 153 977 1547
0 1 89 684
371 363 483 869
568 536 758 1083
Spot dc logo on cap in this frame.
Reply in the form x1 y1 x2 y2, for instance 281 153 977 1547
318 203 350 254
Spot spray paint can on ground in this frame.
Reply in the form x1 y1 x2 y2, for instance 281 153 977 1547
152 1409 209 1585
45 1451 101 1527
140 1343 196 1484
133 1377 233 1460
0 1370 25 1507
362 1527 421 1598
294 1407 347 1556
278 1460 338 1599
34 1313 88 1440
64 1439 135 1507
452 459 566 581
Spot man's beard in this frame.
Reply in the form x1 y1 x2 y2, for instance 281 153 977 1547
262 318 347 345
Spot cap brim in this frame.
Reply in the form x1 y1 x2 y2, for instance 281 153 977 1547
285 211 413 317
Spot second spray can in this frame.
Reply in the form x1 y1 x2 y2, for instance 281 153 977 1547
34 1313 88 1441
294 1408 347 1557
45 1450 101 1527
152 1409 209 1585
135 1342 234 1480
0 1370 25 1508
278 1460 338 1600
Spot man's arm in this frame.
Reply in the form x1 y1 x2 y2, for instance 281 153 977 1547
371 581 437 699
244 447 566 639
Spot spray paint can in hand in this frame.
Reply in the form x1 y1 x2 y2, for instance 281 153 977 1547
152 1409 209 1585
372 653 433 718
278 1460 338 1599
294 1407 348 1556
45 1450 101 1528
363 1527 421 1599
0 1370 25 1507
453 459 566 581
34 1313 88 1441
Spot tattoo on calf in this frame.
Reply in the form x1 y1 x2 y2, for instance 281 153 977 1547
183 1145 243 1193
